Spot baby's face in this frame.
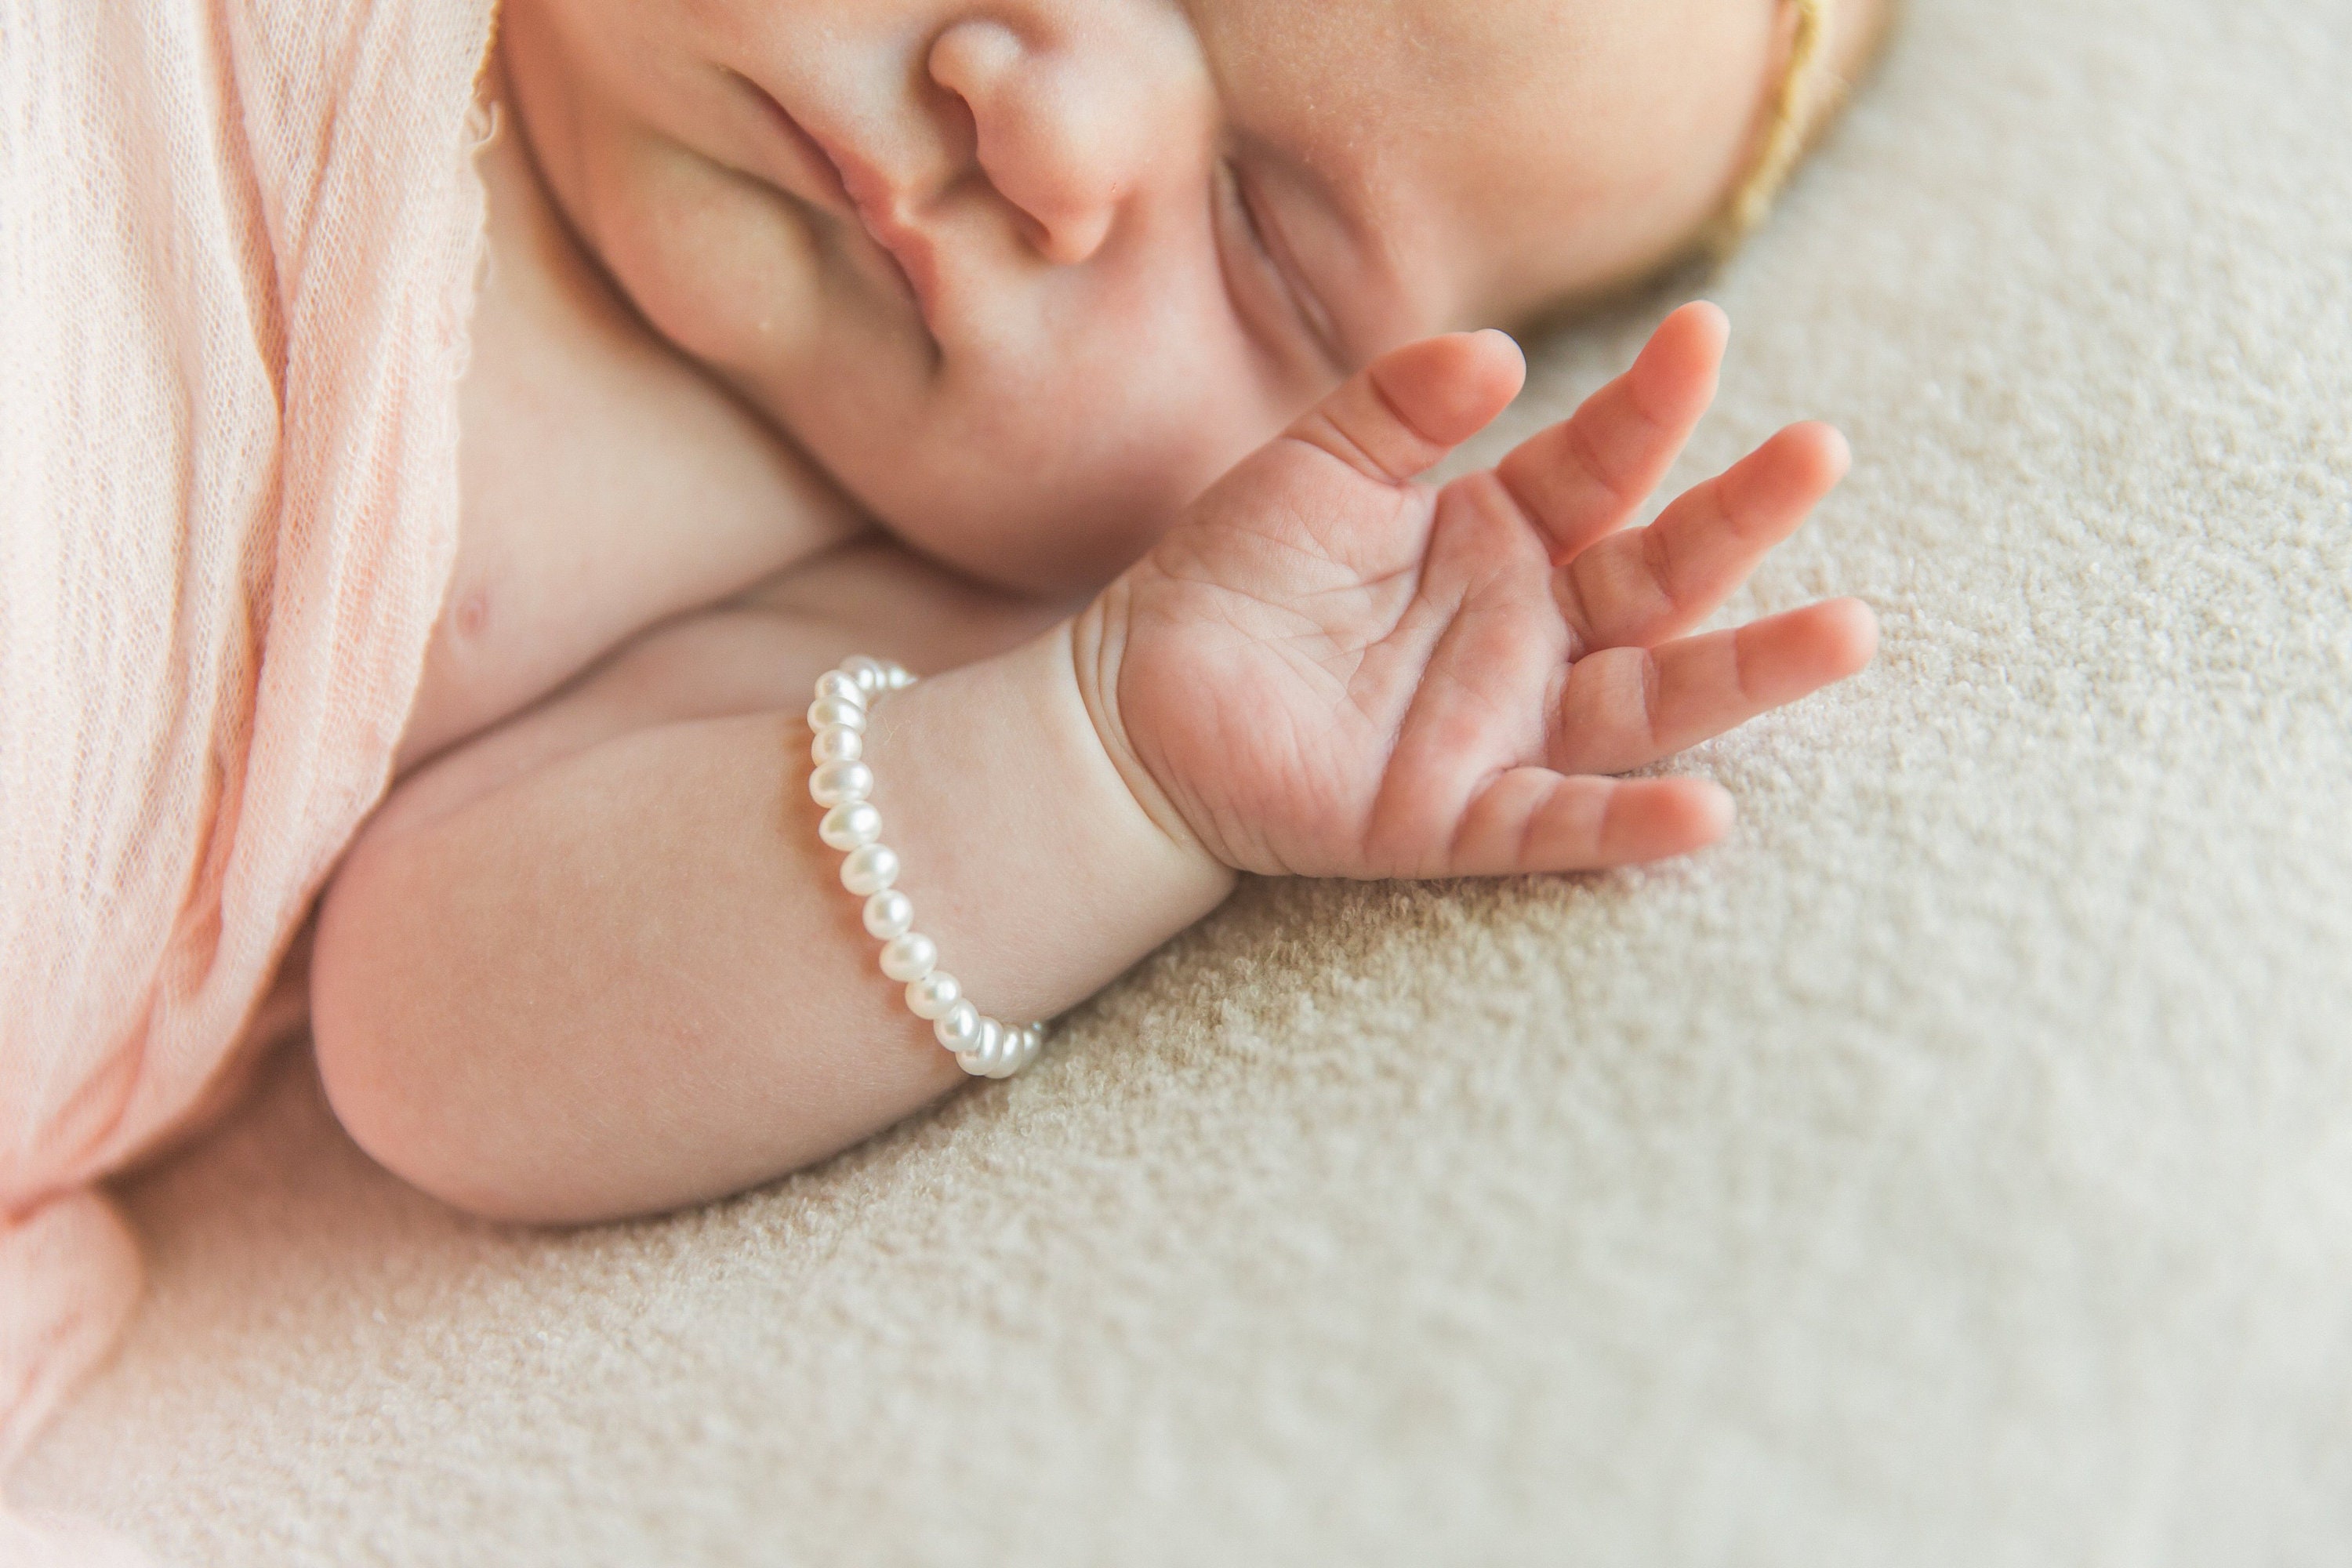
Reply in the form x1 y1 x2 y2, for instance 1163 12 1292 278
502 0 1784 593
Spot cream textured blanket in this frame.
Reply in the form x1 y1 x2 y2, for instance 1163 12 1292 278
13 0 2352 1562
0 0 490 1559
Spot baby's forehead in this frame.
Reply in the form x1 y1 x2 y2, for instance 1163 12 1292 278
1203 0 1574 122
1207 0 1744 105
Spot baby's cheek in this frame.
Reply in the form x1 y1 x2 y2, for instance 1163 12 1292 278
593 147 818 375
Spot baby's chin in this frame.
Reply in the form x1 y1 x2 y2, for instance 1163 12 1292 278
878 499 1168 603
819 434 1209 603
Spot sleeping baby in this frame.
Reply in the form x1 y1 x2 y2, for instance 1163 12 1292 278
307 0 1893 1225
0 4 1888 1516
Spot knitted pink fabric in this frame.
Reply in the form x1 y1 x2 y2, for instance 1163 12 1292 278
0 0 495 1556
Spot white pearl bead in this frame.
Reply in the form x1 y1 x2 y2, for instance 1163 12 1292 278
971 1017 1006 1073
884 663 916 691
989 1026 1031 1079
810 761 874 808
880 932 938 982
819 801 883 852
840 844 900 896
842 655 891 697
808 698 866 734
814 670 867 710
935 1000 981 1051
862 889 914 940
956 1051 988 1077
906 971 961 1020
811 726 863 767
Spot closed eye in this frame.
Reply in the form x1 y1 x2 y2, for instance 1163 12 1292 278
1215 158 1342 373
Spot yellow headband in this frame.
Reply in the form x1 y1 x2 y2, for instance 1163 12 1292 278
1712 0 1835 251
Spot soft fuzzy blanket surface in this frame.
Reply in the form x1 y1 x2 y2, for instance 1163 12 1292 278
16 0 2352 1561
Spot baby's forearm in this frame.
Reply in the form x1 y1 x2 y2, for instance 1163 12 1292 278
313 624 1235 1224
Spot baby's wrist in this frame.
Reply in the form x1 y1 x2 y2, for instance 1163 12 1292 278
1055 591 1236 893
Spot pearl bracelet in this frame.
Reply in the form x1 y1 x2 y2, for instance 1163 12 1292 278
806 655 1045 1080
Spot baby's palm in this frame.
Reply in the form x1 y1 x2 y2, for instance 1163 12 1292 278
1088 305 1877 878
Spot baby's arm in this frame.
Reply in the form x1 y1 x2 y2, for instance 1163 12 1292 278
314 553 1232 1224
315 304 1873 1225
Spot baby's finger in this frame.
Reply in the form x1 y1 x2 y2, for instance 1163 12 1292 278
1552 598 1879 776
1288 330 1526 487
1494 301 1726 564
1563 421 1849 653
1446 769 1734 875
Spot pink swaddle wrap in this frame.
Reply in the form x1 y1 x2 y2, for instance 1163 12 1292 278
1 0 495 1555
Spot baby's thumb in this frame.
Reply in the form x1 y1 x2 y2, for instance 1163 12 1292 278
1289 330 1526 486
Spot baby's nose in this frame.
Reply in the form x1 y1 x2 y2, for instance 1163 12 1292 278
926 17 1158 267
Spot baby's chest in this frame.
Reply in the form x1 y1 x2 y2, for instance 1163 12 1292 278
407 316 855 767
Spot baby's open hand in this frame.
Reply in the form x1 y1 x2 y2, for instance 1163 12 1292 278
1078 303 1878 879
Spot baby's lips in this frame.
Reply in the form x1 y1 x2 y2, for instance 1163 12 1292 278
750 80 946 343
